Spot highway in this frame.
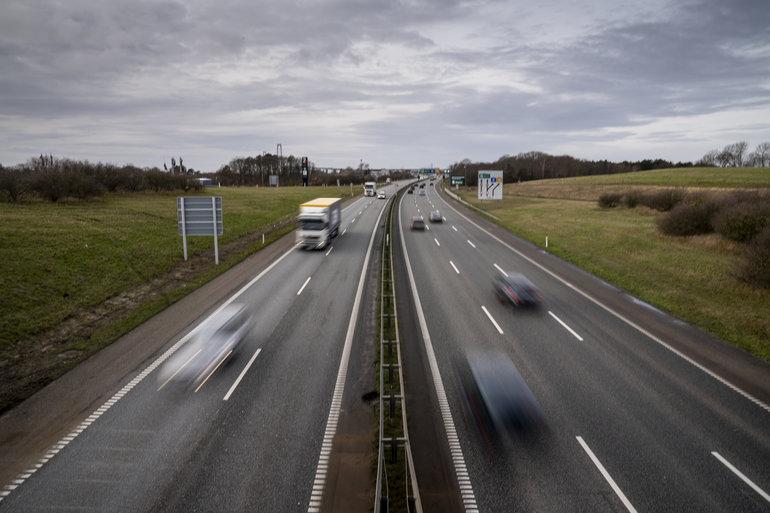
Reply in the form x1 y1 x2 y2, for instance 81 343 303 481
396 182 770 512
0 183 403 513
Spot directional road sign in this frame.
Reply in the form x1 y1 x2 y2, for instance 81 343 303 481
478 170 503 200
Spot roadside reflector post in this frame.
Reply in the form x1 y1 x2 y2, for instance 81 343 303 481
546 235 549 248
180 197 188 261
262 233 265 245
212 196 219 265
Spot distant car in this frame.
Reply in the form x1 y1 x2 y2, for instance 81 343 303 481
377 191 386 199
495 273 541 307
419 189 426 196
419 183 425 188
430 210 442 222
407 188 414 194
411 216 426 230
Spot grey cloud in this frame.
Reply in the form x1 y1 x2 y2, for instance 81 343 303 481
1 0 769 168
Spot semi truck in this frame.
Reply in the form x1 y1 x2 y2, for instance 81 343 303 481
297 197 342 250
364 181 376 197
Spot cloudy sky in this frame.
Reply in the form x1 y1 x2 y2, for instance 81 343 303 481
1 0 769 170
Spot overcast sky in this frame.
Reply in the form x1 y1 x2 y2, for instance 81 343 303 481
1 0 769 170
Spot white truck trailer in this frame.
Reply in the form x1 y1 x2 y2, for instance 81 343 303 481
364 181 376 197
296 197 342 250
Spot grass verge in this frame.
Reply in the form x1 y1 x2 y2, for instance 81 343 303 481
455 188 770 363
499 167 770 201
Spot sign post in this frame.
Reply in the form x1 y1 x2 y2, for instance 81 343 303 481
301 157 309 186
477 170 503 200
177 196 224 264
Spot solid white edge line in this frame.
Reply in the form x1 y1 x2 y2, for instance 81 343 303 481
467 240 476 248
223 348 263 401
0 241 299 500
481 305 504 335
434 237 440 247
493 263 507 276
712 451 770 503
297 276 312 296
307 194 388 513
435 186 769 412
576 436 639 513
398 192 478 512
548 310 584 341
450 260 460 274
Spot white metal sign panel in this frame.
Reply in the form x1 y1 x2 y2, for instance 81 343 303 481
477 170 503 200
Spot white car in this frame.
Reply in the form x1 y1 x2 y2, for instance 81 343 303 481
157 304 252 389
377 191 387 199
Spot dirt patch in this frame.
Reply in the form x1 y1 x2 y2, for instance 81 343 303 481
0 216 295 414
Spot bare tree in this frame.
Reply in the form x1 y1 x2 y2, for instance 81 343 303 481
716 149 732 167
723 141 749 167
748 142 770 167
699 149 720 166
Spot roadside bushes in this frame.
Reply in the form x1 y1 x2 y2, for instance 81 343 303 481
0 156 202 202
639 188 685 211
597 187 770 288
598 192 623 208
737 227 770 288
713 201 770 242
599 188 686 211
657 196 719 236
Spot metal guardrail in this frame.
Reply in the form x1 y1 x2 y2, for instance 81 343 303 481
374 190 422 513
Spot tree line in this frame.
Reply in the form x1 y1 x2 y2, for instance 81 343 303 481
448 142 769 186
217 153 412 186
0 155 201 202
698 141 770 167
447 152 693 186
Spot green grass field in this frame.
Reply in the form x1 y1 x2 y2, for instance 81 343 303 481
456 188 770 362
0 185 354 351
503 167 770 201
529 166 770 188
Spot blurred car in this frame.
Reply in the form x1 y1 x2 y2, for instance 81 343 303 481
157 304 252 390
419 189 426 196
495 272 541 307
430 210 442 222
462 350 544 442
377 191 387 199
407 188 414 194
411 216 426 230
419 183 425 188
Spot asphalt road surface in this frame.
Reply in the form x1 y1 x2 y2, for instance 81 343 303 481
0 183 404 513
397 182 769 512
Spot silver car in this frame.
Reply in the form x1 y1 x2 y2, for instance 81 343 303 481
157 304 252 390
430 210 442 222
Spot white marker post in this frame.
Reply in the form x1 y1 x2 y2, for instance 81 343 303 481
180 197 188 261
212 196 219 265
